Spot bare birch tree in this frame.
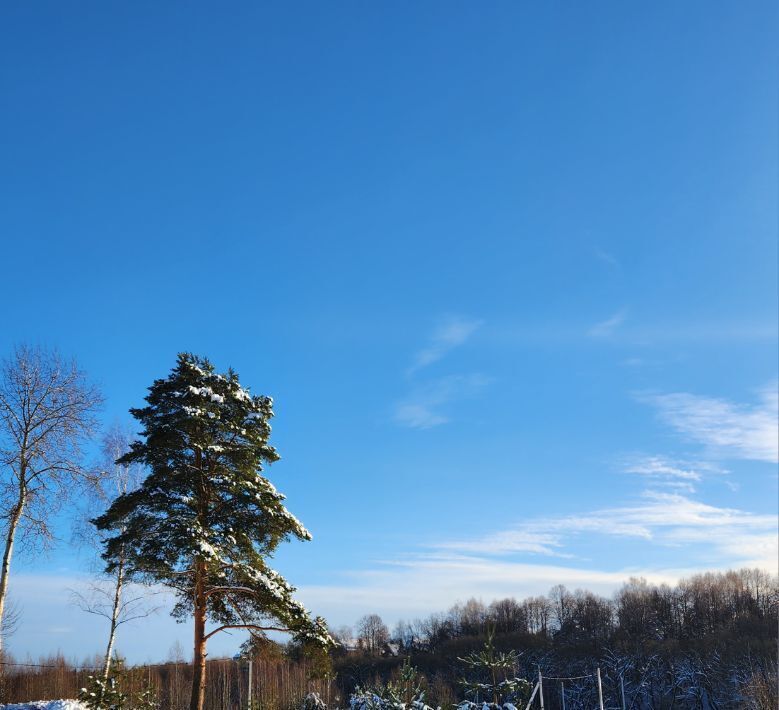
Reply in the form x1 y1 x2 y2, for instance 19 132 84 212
0 344 102 654
71 423 159 679
355 614 389 655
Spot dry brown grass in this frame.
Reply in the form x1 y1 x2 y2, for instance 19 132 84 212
0 655 337 709
741 664 779 710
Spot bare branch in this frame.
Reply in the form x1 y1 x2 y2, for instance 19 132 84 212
204 623 291 642
202 586 258 599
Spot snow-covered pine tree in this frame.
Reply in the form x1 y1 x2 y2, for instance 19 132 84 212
93 353 332 710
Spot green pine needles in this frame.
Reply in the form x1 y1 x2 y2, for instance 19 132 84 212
457 630 531 708
78 674 127 710
78 674 158 710
351 658 436 710
93 353 332 710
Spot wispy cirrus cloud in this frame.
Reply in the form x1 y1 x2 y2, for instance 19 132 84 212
408 316 482 374
298 490 777 624
393 374 489 429
639 383 779 462
593 248 621 270
395 316 487 429
588 308 628 337
433 490 778 570
4 575 231 664
299 556 685 623
621 454 727 492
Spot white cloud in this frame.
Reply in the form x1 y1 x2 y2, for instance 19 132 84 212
393 404 448 430
621 454 727 492
641 383 779 462
296 490 777 626
433 490 778 570
393 374 489 429
594 248 620 269
297 550 770 628
624 455 703 481
298 556 670 623
5 574 234 664
441 530 573 558
588 308 628 337
408 316 482 374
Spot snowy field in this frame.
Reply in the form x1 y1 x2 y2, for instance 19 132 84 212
0 702 86 709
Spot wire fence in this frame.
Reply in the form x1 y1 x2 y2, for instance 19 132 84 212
524 667 617 710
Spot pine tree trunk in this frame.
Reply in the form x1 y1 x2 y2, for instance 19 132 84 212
0 487 25 657
190 560 208 710
102 552 124 680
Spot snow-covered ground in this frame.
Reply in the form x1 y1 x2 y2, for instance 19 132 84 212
0 701 87 709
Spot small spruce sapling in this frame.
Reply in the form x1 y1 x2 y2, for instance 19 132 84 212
133 683 160 710
457 629 530 708
350 658 436 710
79 662 127 710
384 658 426 706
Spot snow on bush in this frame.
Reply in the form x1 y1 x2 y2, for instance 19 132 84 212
349 692 437 710
301 692 328 710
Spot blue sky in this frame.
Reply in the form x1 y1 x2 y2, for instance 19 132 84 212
0 1 777 663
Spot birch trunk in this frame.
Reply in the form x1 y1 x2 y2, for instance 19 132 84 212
102 552 125 679
0 484 25 656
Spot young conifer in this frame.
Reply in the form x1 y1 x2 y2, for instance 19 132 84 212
93 353 332 710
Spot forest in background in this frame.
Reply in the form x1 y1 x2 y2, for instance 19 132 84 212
1 567 776 708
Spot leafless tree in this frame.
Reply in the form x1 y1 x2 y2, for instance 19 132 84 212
523 595 551 636
392 619 418 651
332 625 354 648
355 613 389 655
71 423 160 679
489 598 528 635
70 579 160 674
449 597 487 636
0 345 102 654
548 584 574 631
0 598 21 654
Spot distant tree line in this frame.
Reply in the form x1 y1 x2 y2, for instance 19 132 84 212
330 569 777 708
339 568 777 656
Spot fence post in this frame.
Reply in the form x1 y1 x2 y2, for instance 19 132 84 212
522 680 539 710
538 670 544 710
620 674 626 710
596 667 604 710
560 682 566 710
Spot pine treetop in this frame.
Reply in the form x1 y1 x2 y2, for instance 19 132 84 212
93 353 332 647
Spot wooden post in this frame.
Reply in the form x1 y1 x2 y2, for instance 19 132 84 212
596 667 604 710
522 681 539 710
560 682 566 710
620 674 626 710
538 670 544 710
247 659 253 709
